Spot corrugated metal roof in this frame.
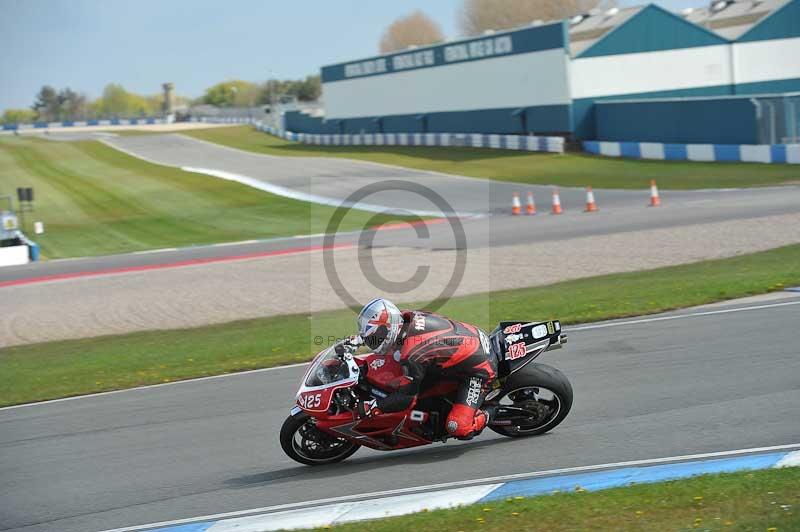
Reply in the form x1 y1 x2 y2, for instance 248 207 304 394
568 6 643 56
678 0 791 40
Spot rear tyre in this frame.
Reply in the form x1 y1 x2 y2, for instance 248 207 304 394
488 363 573 438
280 412 360 466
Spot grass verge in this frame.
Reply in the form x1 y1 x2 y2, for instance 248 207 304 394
182 126 800 190
301 467 799 531
0 136 413 258
1 244 798 406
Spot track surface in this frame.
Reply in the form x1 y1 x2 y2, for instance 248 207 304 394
2 133 799 284
2 296 799 532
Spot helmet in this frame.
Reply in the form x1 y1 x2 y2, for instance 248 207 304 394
357 298 403 355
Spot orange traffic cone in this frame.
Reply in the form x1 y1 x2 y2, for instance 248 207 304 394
649 180 661 207
551 188 563 215
584 186 598 212
511 192 521 215
526 191 536 215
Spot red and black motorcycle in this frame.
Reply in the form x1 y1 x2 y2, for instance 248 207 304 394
280 320 572 465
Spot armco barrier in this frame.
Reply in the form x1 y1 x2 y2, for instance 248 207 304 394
584 140 800 164
1 118 167 131
254 122 565 153
189 116 258 124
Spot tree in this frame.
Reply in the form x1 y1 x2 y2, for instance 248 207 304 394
58 88 87 121
1 108 36 125
202 80 259 107
459 0 615 36
293 75 321 102
379 10 444 53
32 85 61 122
90 84 160 117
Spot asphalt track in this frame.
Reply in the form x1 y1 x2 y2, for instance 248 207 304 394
1 132 799 285
2 295 799 532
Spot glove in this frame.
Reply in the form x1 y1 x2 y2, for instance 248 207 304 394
335 335 364 356
346 335 364 347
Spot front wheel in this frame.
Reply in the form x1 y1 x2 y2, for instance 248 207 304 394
488 363 573 438
280 412 360 466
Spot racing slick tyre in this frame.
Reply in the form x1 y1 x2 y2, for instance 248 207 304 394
280 412 360 466
488 362 573 438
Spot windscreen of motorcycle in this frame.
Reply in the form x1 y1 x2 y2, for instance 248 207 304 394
305 349 355 387
296 347 360 413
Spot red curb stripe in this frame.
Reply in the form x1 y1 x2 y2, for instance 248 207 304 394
0 243 353 289
372 218 450 232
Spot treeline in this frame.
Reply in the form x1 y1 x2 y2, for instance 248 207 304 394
1 84 180 125
199 76 320 107
1 75 321 125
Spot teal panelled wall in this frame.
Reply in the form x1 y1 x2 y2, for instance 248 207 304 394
734 78 800 95
573 85 734 139
595 97 759 144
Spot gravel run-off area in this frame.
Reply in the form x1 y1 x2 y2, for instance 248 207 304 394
2 212 799 347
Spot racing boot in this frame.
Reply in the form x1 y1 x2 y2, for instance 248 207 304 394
446 404 488 440
356 398 381 418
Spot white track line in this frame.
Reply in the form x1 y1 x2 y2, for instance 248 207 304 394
97 443 800 532
568 299 800 332
181 166 484 218
0 362 310 412
2 298 797 412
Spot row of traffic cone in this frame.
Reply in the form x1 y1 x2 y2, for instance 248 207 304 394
511 180 661 215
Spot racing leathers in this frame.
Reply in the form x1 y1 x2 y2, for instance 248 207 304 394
368 310 497 439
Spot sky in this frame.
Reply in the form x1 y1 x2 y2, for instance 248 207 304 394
0 0 705 112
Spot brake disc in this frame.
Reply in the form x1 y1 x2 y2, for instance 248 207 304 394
515 400 551 425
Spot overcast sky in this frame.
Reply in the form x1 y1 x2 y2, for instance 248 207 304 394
0 0 705 111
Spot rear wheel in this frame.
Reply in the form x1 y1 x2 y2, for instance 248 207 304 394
280 412 360 466
488 363 573 437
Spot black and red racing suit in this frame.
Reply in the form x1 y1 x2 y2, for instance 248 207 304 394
377 310 497 438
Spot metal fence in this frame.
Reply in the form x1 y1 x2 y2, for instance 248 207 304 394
752 94 800 144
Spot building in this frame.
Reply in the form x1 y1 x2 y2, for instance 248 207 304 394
285 0 800 144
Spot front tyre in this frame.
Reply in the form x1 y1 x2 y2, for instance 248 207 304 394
488 363 573 438
280 412 360 466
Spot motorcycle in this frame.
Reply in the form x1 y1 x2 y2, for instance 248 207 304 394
280 320 572 465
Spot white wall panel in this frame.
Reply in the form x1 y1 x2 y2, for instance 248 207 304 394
0 245 29 267
324 49 570 119
687 144 715 161
571 45 731 99
733 37 800 85
740 145 771 163
640 143 665 159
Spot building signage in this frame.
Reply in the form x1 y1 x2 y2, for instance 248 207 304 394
323 21 565 83
443 35 513 63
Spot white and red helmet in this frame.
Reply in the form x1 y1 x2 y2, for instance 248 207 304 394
357 298 403 355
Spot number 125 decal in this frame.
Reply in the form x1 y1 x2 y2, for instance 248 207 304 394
298 393 322 409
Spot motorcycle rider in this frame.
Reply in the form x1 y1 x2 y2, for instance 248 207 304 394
351 298 497 440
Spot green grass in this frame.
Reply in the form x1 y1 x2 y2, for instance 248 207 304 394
0 136 414 259
301 467 799 531
1 244 798 407
182 126 800 190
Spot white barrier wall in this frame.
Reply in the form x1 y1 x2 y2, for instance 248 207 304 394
0 245 29 267
320 22 571 130
571 44 732 99
325 49 570 119
733 37 800 86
